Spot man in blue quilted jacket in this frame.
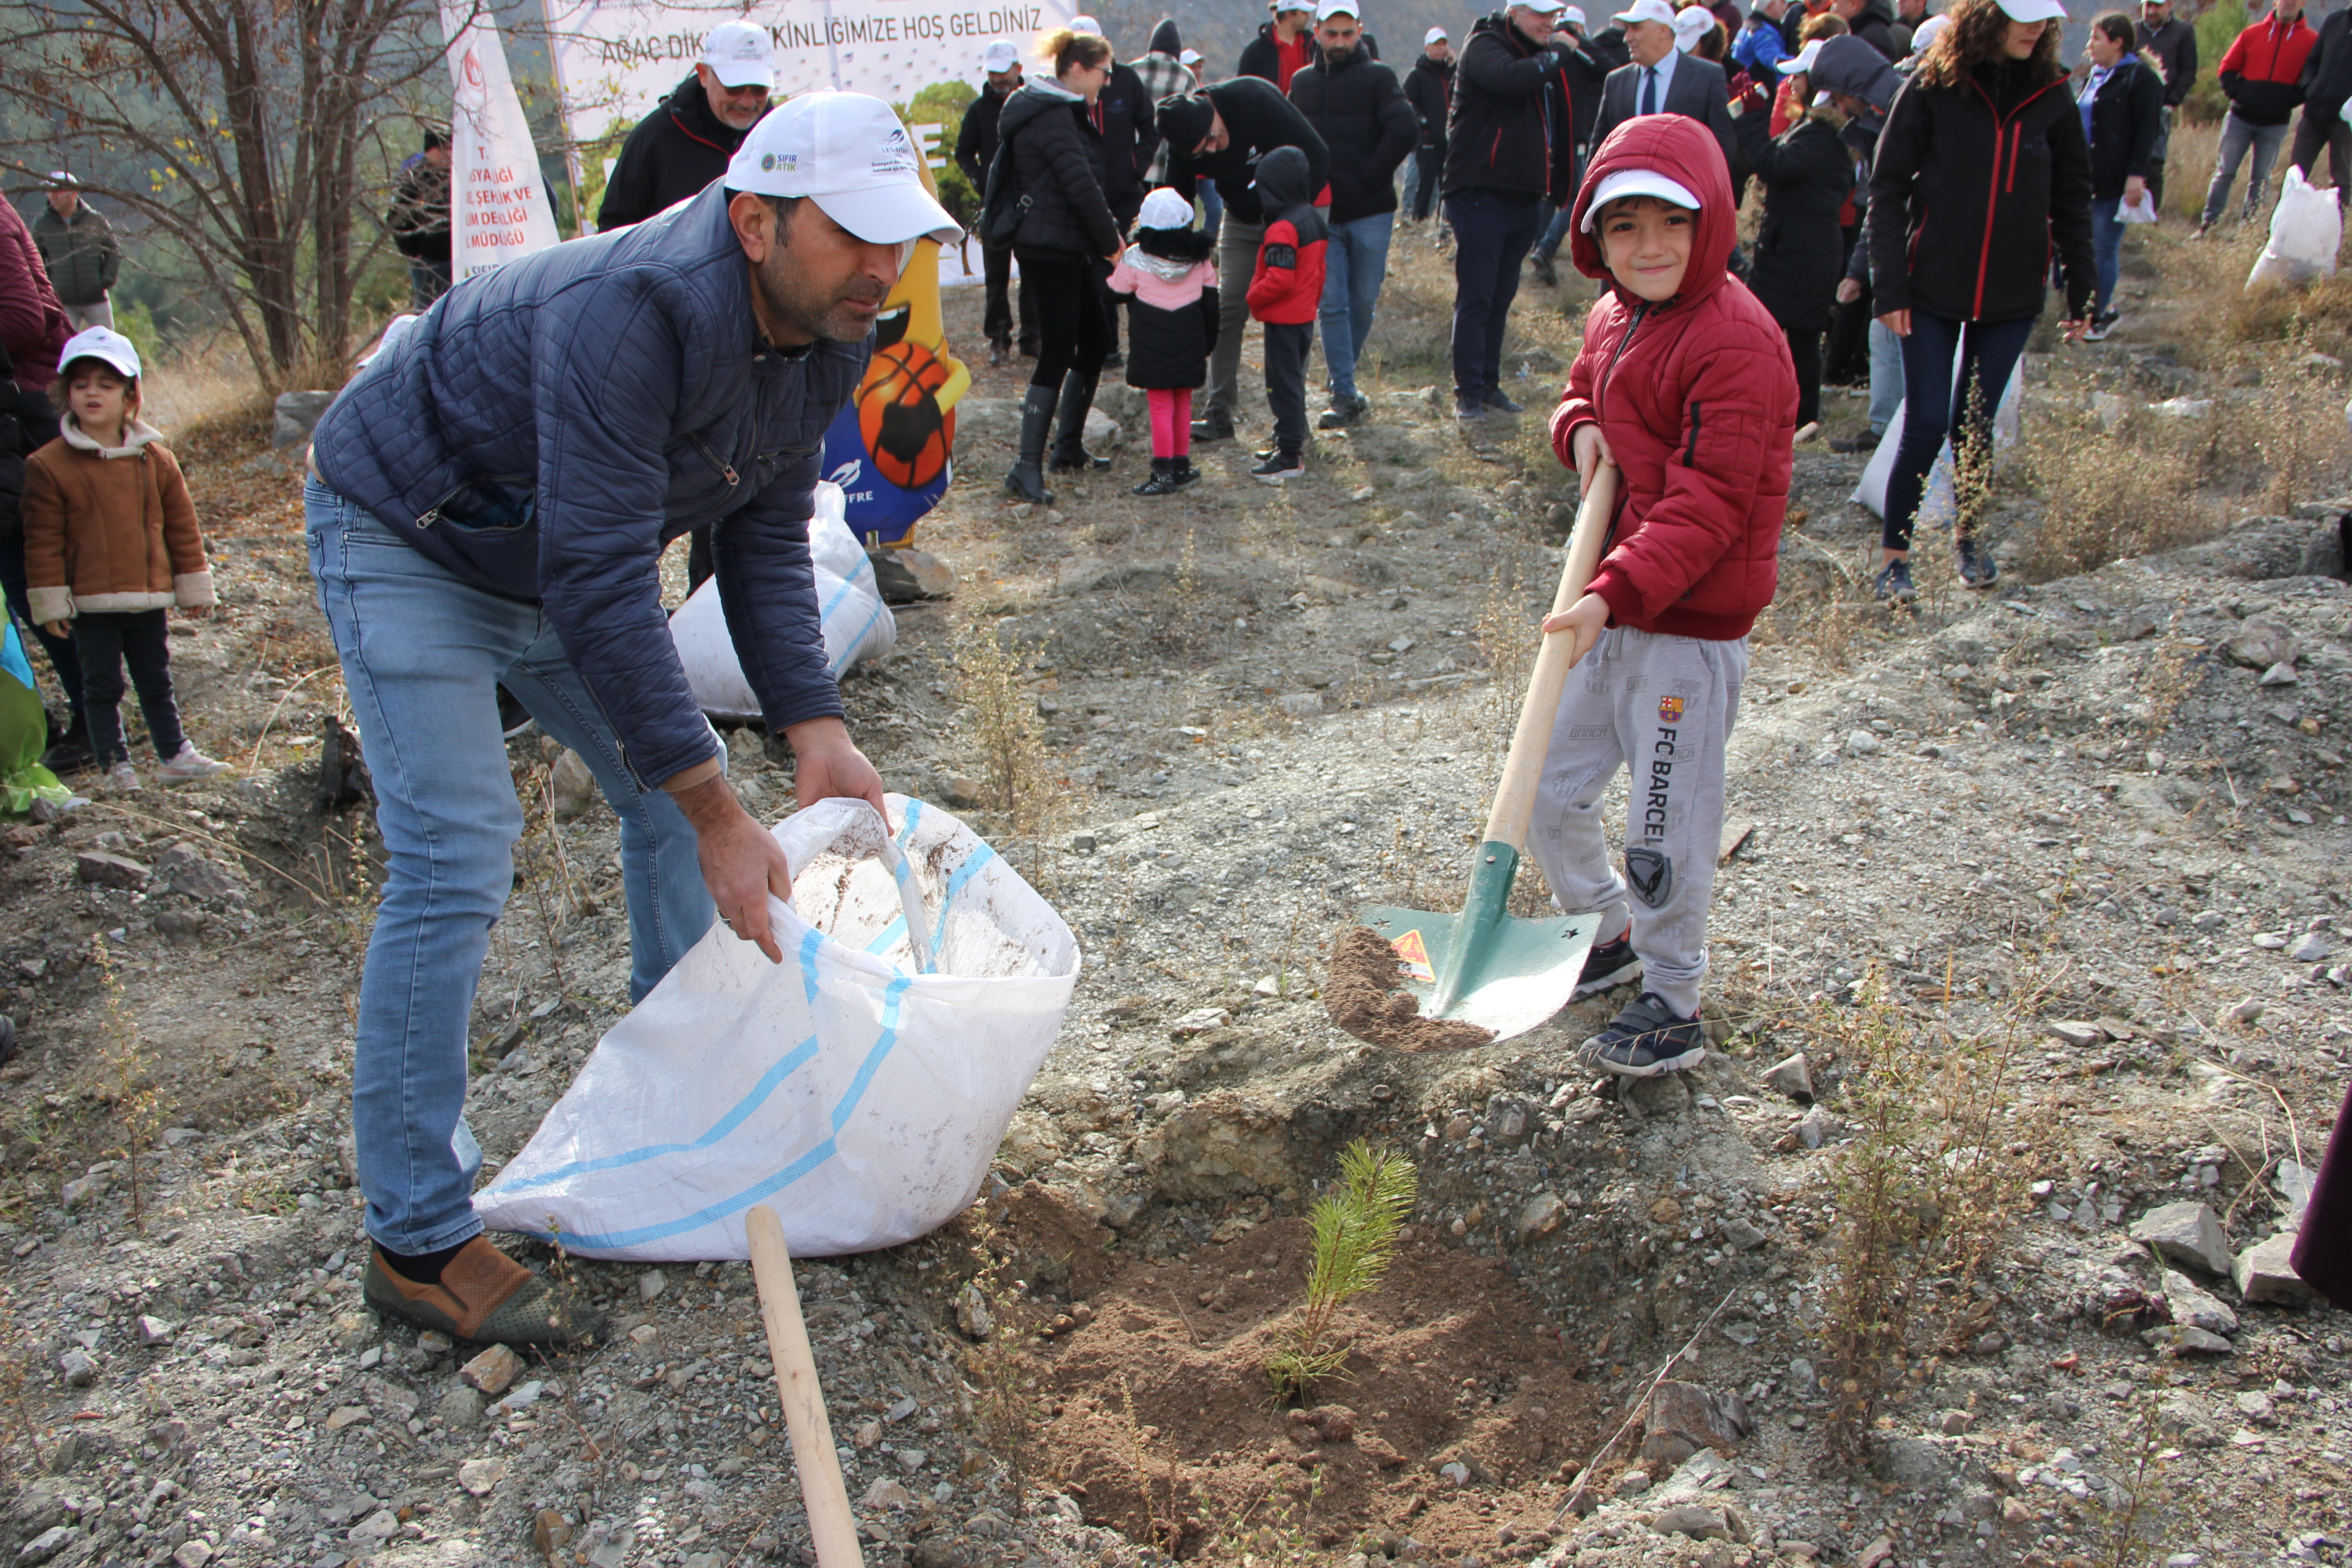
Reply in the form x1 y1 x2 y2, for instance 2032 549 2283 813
304 93 959 1348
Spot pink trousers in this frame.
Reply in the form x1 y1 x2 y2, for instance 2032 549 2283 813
1147 388 1192 459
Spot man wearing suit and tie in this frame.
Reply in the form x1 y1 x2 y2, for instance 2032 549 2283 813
1589 0 1738 174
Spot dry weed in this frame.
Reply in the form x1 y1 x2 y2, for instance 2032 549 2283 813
947 617 1076 881
2014 409 2212 581
93 939 167 1227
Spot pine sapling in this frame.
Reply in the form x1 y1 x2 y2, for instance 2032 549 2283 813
1265 1141 1417 1401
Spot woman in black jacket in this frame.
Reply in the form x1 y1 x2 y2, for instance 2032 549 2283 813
1736 93 1857 429
1867 0 2093 601
2079 11 2164 338
996 27 1125 504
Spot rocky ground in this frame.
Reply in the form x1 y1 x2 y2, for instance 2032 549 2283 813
0 229 2347 1568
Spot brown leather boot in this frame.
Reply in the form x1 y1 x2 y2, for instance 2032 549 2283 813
362 1236 603 1346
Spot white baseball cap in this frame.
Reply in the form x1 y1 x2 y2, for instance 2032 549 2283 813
982 39 1021 71
1426 24 1450 40
1909 13 1951 50
44 170 78 188
1517 0 1570 15
1270 0 1313 13
701 20 774 90
1612 0 1679 26
1563 5 1589 24
1139 187 1194 228
1579 167 1702 230
1069 13 1102 32
726 92 962 245
1180 46 1203 63
1994 0 2064 18
1673 7 1712 49
1779 37 1825 71
1316 0 1360 19
59 325 142 380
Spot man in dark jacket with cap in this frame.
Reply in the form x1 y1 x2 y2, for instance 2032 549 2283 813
2137 0 2196 209
305 92 956 1352
1444 0 1584 421
385 135 454 309
1404 29 1456 223
956 40 1035 363
1158 80 1331 439
1829 0 1900 60
1289 0 1418 426
596 21 774 233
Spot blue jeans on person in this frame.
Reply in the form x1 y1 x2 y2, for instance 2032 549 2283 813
2203 112 2291 228
1445 188 1544 401
2089 196 2124 315
1868 319 1903 435
1201 181 1224 248
1883 310 2035 553
1532 197 1577 262
305 479 715 1255
1319 211 1393 404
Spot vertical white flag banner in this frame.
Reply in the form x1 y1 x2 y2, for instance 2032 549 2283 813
443 3 564 282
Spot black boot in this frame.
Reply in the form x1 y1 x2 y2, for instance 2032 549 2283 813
41 710 93 777
1131 458 1183 497
1003 384 1057 505
1048 370 1112 472
1170 456 1201 487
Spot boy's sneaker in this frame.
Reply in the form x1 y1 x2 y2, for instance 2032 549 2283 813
1829 430 1881 454
1528 248 1560 287
1872 559 1916 603
1483 388 1525 415
1579 992 1707 1078
2082 310 2119 342
1316 393 1369 429
157 744 231 785
1455 396 1489 422
1251 451 1306 485
1573 926 1645 999
1955 533 1999 588
363 1237 603 1347
108 760 142 792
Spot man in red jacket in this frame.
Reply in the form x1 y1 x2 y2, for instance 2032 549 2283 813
1539 114 1794 1076
2200 0 2316 233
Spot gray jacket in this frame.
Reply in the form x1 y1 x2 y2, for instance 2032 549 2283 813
31 203 120 307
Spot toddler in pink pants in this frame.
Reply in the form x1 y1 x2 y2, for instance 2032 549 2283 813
1107 187 1220 497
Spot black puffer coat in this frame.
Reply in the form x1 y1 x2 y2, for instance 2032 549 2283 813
597 74 755 230
1406 54 1454 150
1113 227 1220 389
998 79 1122 261
2084 54 2164 201
1444 11 1579 201
1287 46 1420 221
1097 62 1162 225
1736 108 1854 332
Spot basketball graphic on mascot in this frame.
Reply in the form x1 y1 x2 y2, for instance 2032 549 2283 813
860 341 957 492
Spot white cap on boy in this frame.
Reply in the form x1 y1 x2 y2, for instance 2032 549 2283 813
701 21 775 89
725 92 963 245
1579 167 1702 230
59 325 142 380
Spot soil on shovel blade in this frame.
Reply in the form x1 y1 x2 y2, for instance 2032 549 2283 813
1324 925 1499 1053
1010 1200 1607 1559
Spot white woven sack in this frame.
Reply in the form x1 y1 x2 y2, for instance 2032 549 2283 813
670 480 897 720
2247 167 2342 291
472 794 1078 1260
1852 363 2022 522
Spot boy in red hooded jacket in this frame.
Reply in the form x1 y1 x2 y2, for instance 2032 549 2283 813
1539 114 1796 1077
1243 146 1326 483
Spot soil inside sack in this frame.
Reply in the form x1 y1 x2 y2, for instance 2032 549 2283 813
1324 925 1498 1052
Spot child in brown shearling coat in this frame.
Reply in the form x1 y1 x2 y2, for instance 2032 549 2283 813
21 326 229 790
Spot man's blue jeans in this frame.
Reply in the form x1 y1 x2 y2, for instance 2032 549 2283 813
305 480 715 1254
1445 188 1543 401
1319 211 1394 403
1867 318 1903 435
2089 196 2124 315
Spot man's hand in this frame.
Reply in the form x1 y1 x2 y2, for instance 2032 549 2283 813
1877 308 1911 336
1836 277 1863 304
784 716 887 817
669 773 796 963
1541 591 1612 670
1569 422 1615 493
2124 174 2147 206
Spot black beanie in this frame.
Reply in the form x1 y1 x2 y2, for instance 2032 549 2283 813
1158 94 1214 155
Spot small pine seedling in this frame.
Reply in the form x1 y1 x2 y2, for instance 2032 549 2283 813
1265 1141 1417 1402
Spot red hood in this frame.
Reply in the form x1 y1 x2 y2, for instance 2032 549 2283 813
1567 113 1738 309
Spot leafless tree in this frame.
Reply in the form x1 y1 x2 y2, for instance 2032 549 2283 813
0 0 481 384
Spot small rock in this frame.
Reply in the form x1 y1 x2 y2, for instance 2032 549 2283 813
457 1457 506 1495
2224 996 2266 1025
955 1283 994 1341
2130 1200 2234 1275
1647 1381 1753 1454
1786 1358 1820 1396
18 1527 75 1565
492 1379 544 1415
862 1479 916 1509
417 1330 455 1355
1720 1215 1767 1251
2235 1391 2277 1427
323 1405 371 1431
348 1509 400 1543
1437 1461 1471 1487
2289 932 2332 963
1844 729 1882 756
1936 1409 1975 1435
57 1350 97 1387
2259 661 2300 687
460 1343 523 1396
1650 1504 1730 1541
1614 1471 1652 1497
852 1419 883 1449
2234 1233 2319 1307
75 850 148 888
59 1173 107 1210
2161 1268 2240 1334
1760 1052 1812 1099
1795 1104 1844 1149
172 1541 213 1568
134 1315 174 1347
1514 1192 1565 1240
437 1385 485 1429
941 774 985 810
2044 1019 2104 1048
2143 1324 2235 1356
1167 1007 1231 1039
893 1447 928 1474
2225 619 2299 670
638 1269 667 1303
533 1509 574 1559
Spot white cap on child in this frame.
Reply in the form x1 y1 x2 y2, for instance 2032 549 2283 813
59 325 141 380
1180 46 1203 64
1578 168 1702 231
1139 188 1194 229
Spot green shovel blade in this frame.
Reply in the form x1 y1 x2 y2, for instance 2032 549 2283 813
1359 842 1602 1045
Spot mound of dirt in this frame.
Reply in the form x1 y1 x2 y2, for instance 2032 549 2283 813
1022 1211 1604 1558
1325 925 1498 1053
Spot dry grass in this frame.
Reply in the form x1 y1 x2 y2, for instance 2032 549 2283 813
2013 409 2215 582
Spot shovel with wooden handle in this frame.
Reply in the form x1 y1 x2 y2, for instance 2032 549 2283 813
1357 461 1622 1045
747 1204 865 1568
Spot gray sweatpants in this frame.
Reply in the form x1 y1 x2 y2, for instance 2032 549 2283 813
1527 626 1748 1019
1206 218 1265 419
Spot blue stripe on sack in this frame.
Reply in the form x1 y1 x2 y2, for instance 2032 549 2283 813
491 1035 822 1196
797 926 825 1005
519 975 917 1252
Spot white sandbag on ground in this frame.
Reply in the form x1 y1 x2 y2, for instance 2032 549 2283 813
1852 364 2022 524
472 795 1078 1261
670 480 896 720
2248 167 2342 291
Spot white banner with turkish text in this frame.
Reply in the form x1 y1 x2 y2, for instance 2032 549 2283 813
444 3 565 281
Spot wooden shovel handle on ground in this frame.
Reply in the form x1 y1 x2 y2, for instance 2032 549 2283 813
1478 461 1621 855
747 1204 866 1568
